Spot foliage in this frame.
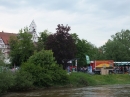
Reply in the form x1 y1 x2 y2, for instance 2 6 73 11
94 46 107 60
76 39 96 66
45 24 76 69
0 71 15 94
71 29 130 62
0 70 33 94
28 49 56 68
48 65 69 85
12 70 34 91
9 27 35 66
22 63 69 87
0 51 5 66
22 63 52 87
103 29 130 61
21 49 69 87
71 33 99 66
36 30 51 51
71 33 79 44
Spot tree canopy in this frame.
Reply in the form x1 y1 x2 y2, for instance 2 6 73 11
36 30 51 51
103 29 130 61
71 33 99 66
9 28 35 66
45 24 76 69
0 51 5 66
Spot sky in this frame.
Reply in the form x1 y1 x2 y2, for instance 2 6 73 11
0 0 130 47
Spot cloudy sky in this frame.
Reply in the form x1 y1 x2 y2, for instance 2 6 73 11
0 0 130 47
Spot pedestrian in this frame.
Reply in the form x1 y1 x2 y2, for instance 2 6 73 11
128 67 130 75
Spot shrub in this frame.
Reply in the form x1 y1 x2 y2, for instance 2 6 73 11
49 65 69 85
22 62 69 87
21 49 69 87
21 62 51 87
12 70 34 91
0 71 15 94
28 49 56 68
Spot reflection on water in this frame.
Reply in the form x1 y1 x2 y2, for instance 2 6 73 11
3 84 130 97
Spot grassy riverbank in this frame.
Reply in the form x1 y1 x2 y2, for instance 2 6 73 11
1 71 130 96
68 72 130 87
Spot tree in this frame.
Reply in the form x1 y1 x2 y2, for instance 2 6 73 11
36 30 51 51
71 33 104 66
45 24 76 69
0 51 5 66
9 28 35 66
103 29 130 61
71 33 79 44
95 45 107 60
75 38 96 66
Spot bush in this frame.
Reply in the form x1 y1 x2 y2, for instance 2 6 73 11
22 62 69 87
49 65 69 85
21 49 69 87
28 49 56 68
21 63 51 87
0 71 15 94
12 70 34 91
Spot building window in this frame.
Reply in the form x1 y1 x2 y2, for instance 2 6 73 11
0 44 5 48
0 40 2 43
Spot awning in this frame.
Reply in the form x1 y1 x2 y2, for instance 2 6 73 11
114 62 130 66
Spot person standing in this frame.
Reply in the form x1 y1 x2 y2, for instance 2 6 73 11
128 67 130 75
67 66 70 73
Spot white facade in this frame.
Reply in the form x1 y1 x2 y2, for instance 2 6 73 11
0 38 10 64
0 38 5 49
29 20 39 42
0 38 9 55
0 20 39 64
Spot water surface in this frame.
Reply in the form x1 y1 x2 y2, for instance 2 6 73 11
3 84 130 97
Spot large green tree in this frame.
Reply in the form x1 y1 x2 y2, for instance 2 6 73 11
9 28 35 66
71 33 103 66
36 30 51 51
76 39 98 66
104 29 130 61
45 24 76 69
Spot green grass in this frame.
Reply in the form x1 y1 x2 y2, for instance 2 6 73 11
93 74 130 85
68 72 130 87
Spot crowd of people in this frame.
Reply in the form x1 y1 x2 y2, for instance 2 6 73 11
78 67 88 72
113 66 130 74
66 65 130 75
67 66 93 73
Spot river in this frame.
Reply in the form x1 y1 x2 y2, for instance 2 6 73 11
2 84 130 97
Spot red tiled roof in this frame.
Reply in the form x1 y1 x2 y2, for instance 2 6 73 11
0 32 17 44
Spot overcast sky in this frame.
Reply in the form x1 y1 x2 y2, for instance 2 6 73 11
0 0 130 47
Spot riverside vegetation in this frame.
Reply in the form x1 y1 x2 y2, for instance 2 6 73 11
1 49 130 96
1 71 130 96
1 24 130 97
